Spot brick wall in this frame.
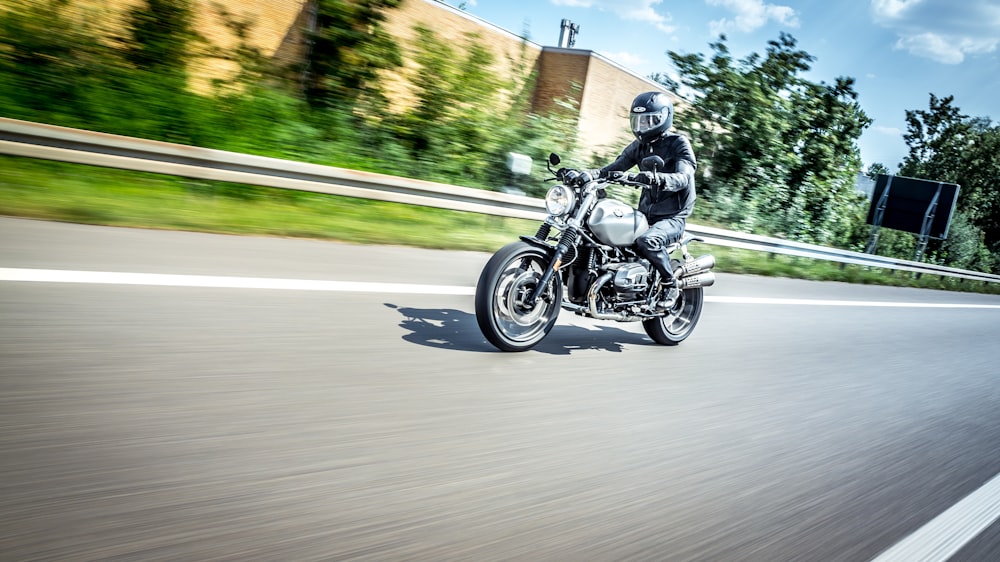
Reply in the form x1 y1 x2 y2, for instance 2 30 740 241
384 0 542 77
383 1 677 156
579 52 670 156
81 0 675 154
379 0 543 111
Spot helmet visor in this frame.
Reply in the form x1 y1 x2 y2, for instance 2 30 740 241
630 109 666 134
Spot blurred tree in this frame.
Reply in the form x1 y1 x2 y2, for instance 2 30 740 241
401 27 504 153
0 0 112 120
394 25 580 192
656 33 872 245
121 0 201 76
899 94 1000 270
300 0 403 107
209 5 273 91
866 162 889 180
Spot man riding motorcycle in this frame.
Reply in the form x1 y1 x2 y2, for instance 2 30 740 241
581 91 697 310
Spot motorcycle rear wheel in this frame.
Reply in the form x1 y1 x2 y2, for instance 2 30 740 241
642 286 703 345
475 241 563 352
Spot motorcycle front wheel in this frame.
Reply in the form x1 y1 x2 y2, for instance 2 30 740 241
475 241 563 352
642 286 704 346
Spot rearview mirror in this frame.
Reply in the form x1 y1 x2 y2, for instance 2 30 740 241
640 155 665 171
548 153 561 166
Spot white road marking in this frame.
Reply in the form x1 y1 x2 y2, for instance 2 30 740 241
707 295 1000 309
870 472 1000 562
2 268 1000 309
0 268 475 295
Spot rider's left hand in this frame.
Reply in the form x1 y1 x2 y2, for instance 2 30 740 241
634 171 662 187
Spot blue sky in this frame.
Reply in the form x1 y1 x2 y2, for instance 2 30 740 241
436 0 1000 171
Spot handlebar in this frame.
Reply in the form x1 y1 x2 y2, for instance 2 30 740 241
608 171 647 188
555 168 645 188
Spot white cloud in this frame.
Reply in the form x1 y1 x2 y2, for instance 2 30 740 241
706 0 799 35
871 0 923 21
895 32 962 64
603 51 646 69
871 0 1000 64
550 0 677 33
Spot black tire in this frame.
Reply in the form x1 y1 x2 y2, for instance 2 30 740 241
642 286 703 345
475 241 563 352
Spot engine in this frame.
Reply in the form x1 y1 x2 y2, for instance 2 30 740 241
609 262 650 297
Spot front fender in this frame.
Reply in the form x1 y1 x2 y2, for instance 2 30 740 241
518 235 556 256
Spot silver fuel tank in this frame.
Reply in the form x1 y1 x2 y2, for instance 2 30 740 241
587 199 649 247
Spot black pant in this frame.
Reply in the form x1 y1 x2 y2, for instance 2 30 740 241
635 217 685 282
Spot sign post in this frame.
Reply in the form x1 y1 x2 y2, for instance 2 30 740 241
864 175 960 262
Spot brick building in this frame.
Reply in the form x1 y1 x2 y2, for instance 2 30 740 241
385 0 676 156
94 0 675 155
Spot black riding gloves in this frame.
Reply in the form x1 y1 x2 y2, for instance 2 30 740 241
578 168 607 184
634 171 663 188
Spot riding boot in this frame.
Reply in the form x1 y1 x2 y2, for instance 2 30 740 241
636 218 685 311
651 256 680 310
638 243 679 310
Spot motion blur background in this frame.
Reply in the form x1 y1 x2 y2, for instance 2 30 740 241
1 0 999 278
3 2 1000 560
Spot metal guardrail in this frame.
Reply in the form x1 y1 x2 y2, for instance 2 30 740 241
0 117 546 220
2 117 999 284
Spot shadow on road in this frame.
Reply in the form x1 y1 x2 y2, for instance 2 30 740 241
384 303 653 355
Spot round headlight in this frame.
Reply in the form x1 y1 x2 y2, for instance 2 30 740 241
545 184 576 217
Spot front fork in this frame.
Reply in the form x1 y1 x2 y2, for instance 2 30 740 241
527 226 578 307
525 187 599 307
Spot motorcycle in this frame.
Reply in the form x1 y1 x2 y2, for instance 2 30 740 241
475 153 716 352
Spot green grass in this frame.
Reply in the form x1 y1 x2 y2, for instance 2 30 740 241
2 155 998 295
0 155 533 252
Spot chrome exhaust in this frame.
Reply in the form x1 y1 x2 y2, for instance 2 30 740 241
587 272 624 320
675 254 716 278
587 272 641 321
677 271 715 289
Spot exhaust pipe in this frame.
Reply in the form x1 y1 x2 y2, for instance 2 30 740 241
587 272 641 321
588 272 626 320
675 254 715 278
677 271 715 289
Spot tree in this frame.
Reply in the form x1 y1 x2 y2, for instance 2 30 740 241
0 0 112 119
122 0 201 76
658 33 872 244
393 25 577 191
866 163 889 179
300 0 403 107
899 94 1000 268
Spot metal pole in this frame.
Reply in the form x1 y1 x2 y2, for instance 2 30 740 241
914 183 942 262
865 175 893 254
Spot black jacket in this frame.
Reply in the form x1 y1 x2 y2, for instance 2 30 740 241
601 133 697 223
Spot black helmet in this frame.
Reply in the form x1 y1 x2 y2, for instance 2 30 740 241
629 91 673 143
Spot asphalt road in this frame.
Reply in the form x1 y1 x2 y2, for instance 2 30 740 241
2 217 1000 561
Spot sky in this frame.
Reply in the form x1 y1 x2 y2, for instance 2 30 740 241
436 0 1000 171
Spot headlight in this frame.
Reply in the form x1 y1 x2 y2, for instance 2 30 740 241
545 184 576 217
